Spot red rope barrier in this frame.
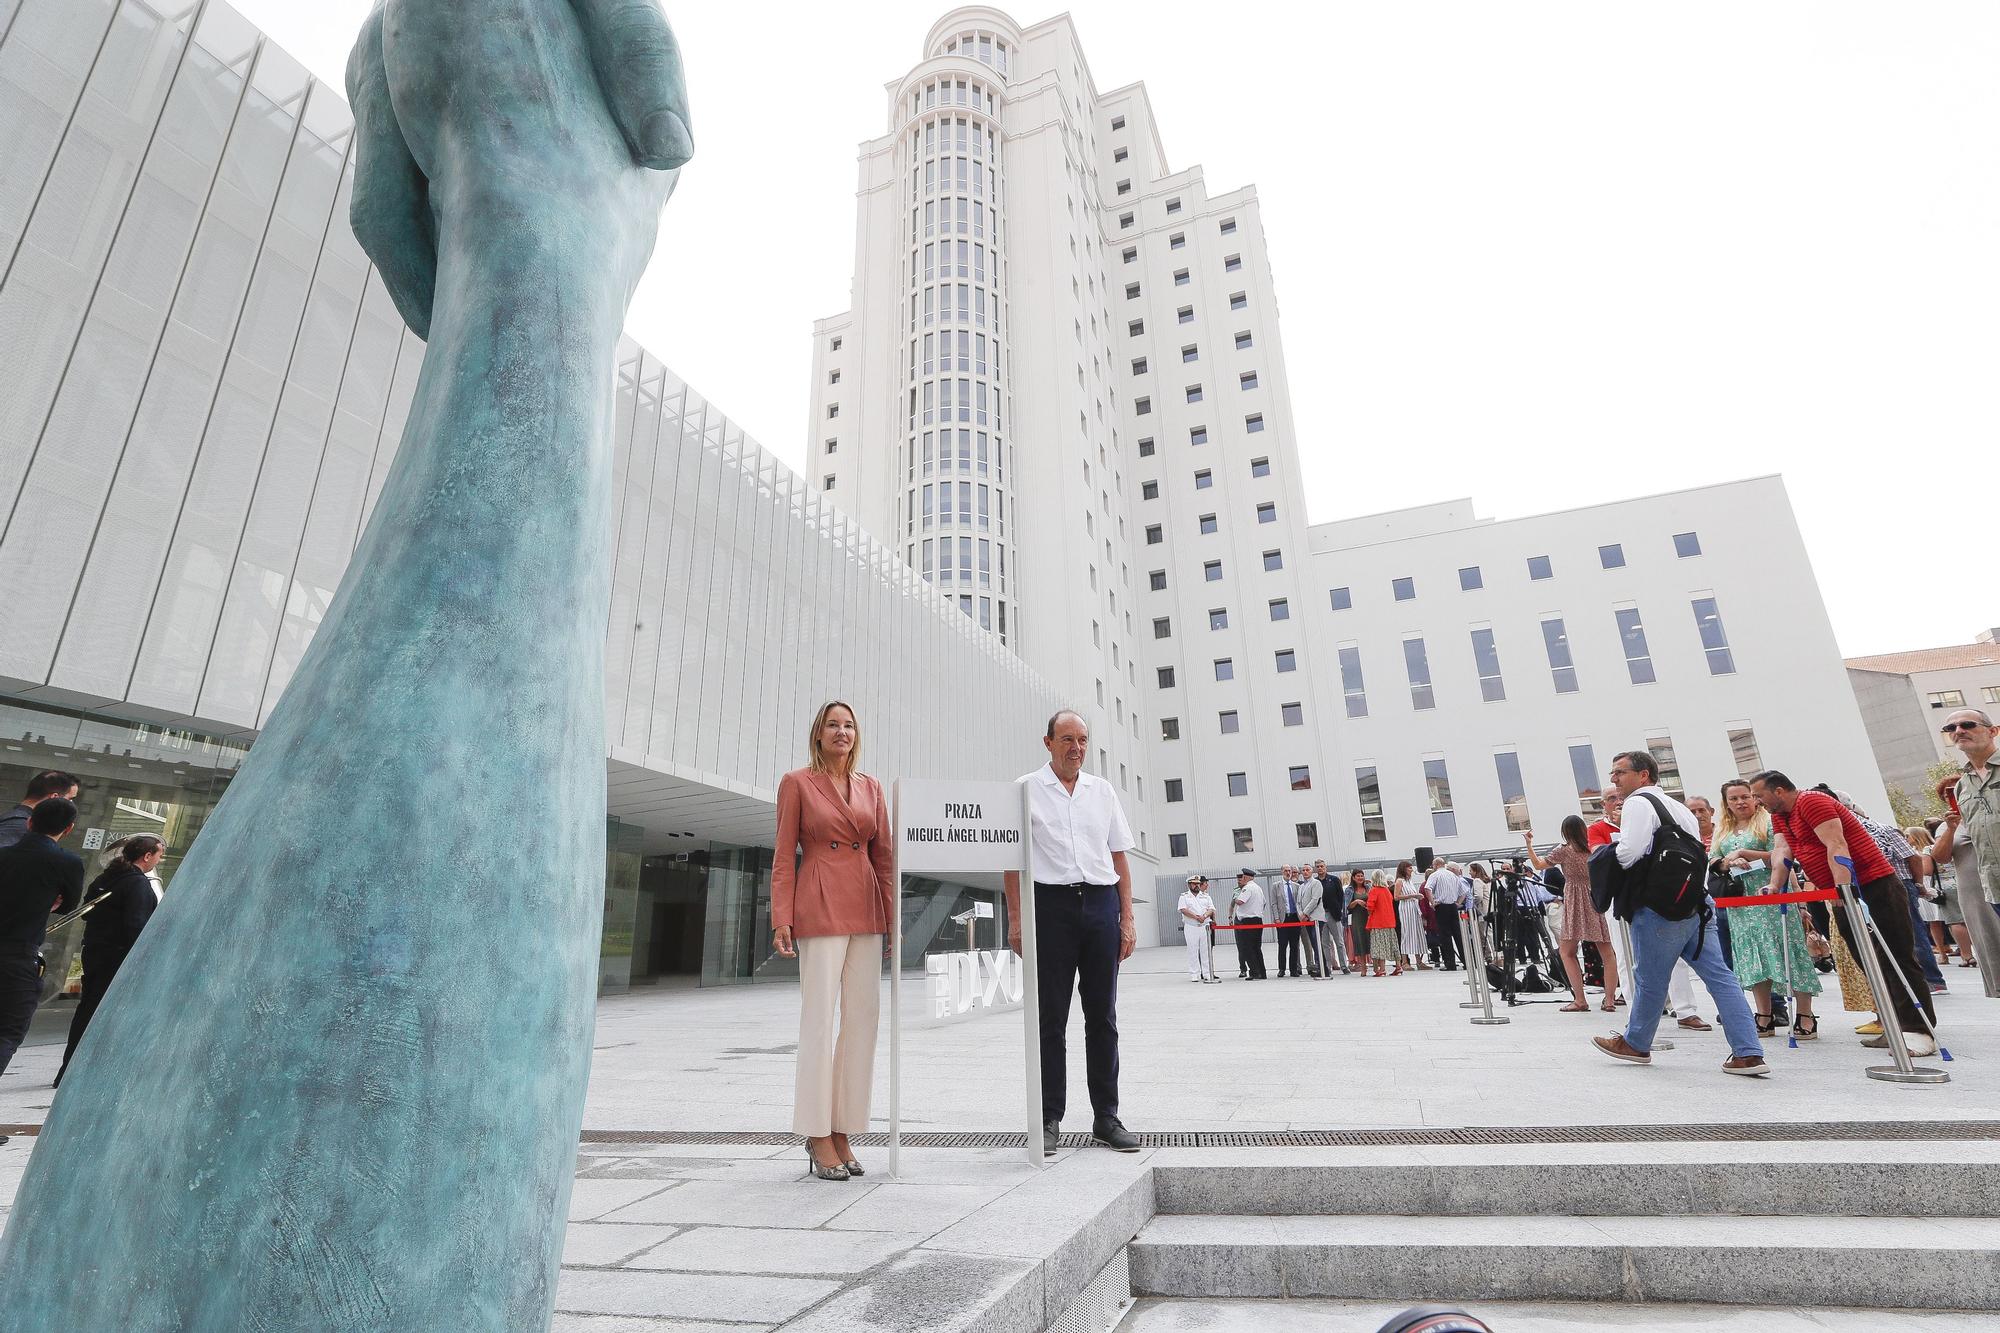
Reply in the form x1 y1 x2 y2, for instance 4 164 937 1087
1202 920 1323 931
1711 889 1839 908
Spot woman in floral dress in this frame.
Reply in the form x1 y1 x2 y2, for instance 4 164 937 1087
1714 780 1820 1039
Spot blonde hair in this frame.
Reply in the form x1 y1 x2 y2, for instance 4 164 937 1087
807 700 860 777
1904 826 1933 855
1715 779 1771 843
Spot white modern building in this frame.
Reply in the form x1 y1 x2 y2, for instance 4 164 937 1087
0 0 1058 1012
1847 633 2000 814
810 8 1889 941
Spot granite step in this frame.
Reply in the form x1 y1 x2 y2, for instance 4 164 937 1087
1121 1296 2000 1332
1149 1142 2000 1219
1126 1212 2000 1310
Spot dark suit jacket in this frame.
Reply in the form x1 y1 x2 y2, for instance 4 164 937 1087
0 832 84 953
80 862 158 968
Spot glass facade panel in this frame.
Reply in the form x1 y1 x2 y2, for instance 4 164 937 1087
1568 742 1602 816
1355 766 1386 843
1493 751 1530 832
1402 637 1433 710
1615 607 1655 684
1424 758 1456 839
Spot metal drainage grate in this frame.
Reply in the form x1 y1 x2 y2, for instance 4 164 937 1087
574 1121 2000 1150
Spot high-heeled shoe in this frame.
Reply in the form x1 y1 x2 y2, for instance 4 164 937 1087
803 1141 849 1181
833 1137 865 1176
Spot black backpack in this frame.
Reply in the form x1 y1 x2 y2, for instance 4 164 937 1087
1637 792 1710 922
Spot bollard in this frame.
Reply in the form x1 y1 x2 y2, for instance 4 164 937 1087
1831 858 1948 1085
1463 899 1510 1026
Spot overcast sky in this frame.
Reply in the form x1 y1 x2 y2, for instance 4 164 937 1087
239 0 1998 659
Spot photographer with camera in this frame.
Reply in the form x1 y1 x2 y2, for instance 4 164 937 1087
1591 751 1769 1076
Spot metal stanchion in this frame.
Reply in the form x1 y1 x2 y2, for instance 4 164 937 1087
1615 918 1672 1051
1831 857 1948 1085
1462 900 1509 1025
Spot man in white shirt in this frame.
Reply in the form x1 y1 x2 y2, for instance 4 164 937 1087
1004 710 1141 1154
1424 858 1465 971
1178 875 1218 983
1310 859 1349 974
1230 868 1268 980
1593 749 1767 1076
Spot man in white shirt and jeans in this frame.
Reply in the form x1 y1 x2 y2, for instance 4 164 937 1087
1425 858 1465 971
1006 710 1141 1155
1592 750 1768 1076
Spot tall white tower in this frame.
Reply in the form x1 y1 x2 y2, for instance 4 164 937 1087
810 7 1332 872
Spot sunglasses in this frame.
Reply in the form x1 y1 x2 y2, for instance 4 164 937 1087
1941 721 1987 734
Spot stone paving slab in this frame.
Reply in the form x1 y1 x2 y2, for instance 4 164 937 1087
1123 1298 2000 1331
629 1226 927 1275
554 1269 839 1324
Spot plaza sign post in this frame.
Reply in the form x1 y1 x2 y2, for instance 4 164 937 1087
891 778 1041 1172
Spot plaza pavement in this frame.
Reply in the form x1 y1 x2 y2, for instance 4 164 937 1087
0 942 1992 1330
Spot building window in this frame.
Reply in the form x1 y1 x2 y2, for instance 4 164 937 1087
1528 554 1553 580
1149 569 1167 591
1256 501 1276 523
1568 742 1603 816
1258 550 1280 573
1161 717 1180 741
1209 607 1228 630
1268 597 1289 621
1459 565 1482 591
1203 560 1222 583
1129 319 1144 337
1615 607 1655 684
1227 772 1249 797
1425 758 1457 839
1984 686 2000 705
1229 291 1247 310
1470 627 1506 702
1674 531 1702 558
1214 658 1234 681
1356 766 1387 843
1289 765 1312 791
1275 648 1297 673
1146 524 1163 545
1236 331 1253 350
828 369 841 385
1199 513 1218 534
1729 725 1762 776
1223 253 1242 272
1120 212 1134 229
830 336 843 351
1403 637 1434 710
1111 114 1126 129
1194 468 1213 489
1168 832 1188 857
1330 586 1352 611
1240 371 1259 390
827 403 840 418
1165 779 1184 803
1153 616 1172 639
1280 701 1303 727
1219 710 1240 733
1494 751 1531 833
1599 543 1625 569
1220 217 1237 235
1250 455 1270 477
1295 822 1319 849
1166 197 1182 213
1117 179 1132 195
1190 426 1208 445
1692 597 1735 675
1392 576 1415 601
1244 412 1264 432
1157 666 1176 688
1173 268 1190 286
1181 344 1199 363
1928 690 1966 709
1647 733 1685 796
823 475 836 491
1138 438 1155 457
825 439 838 454
1122 247 1137 265
1178 306 1194 324
1141 480 1159 500
1541 617 1578 694
1233 828 1254 854
1185 384 1203 403
1131 356 1148 375
1126 282 1141 300
1170 232 1185 249
1134 396 1151 415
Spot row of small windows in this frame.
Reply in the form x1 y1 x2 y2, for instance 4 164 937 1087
1327 599 1737 721
1336 533 1709 607
1128 332 1257 370
1119 220 1238 264
1141 500 1275 546
907 480 1006 536
1112 193 1217 232
1158 699 1307 742
913 534 1006 593
1124 258 1243 300
1165 828 1318 857
908 282 1001 334
1127 293 1250 342
937 31 1010 75
1130 364 1263 395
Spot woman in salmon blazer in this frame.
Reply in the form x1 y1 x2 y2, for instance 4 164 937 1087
772 700 894 1181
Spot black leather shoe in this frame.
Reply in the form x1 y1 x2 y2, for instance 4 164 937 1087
1043 1119 1060 1156
1092 1115 1140 1152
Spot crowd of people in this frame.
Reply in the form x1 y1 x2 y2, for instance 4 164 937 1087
1178 711 2000 1080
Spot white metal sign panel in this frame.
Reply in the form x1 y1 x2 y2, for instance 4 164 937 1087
895 778 1025 873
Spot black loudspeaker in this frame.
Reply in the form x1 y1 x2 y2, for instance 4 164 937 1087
1414 845 1434 871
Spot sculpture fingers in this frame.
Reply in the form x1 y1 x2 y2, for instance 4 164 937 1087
568 0 693 170
345 3 437 339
